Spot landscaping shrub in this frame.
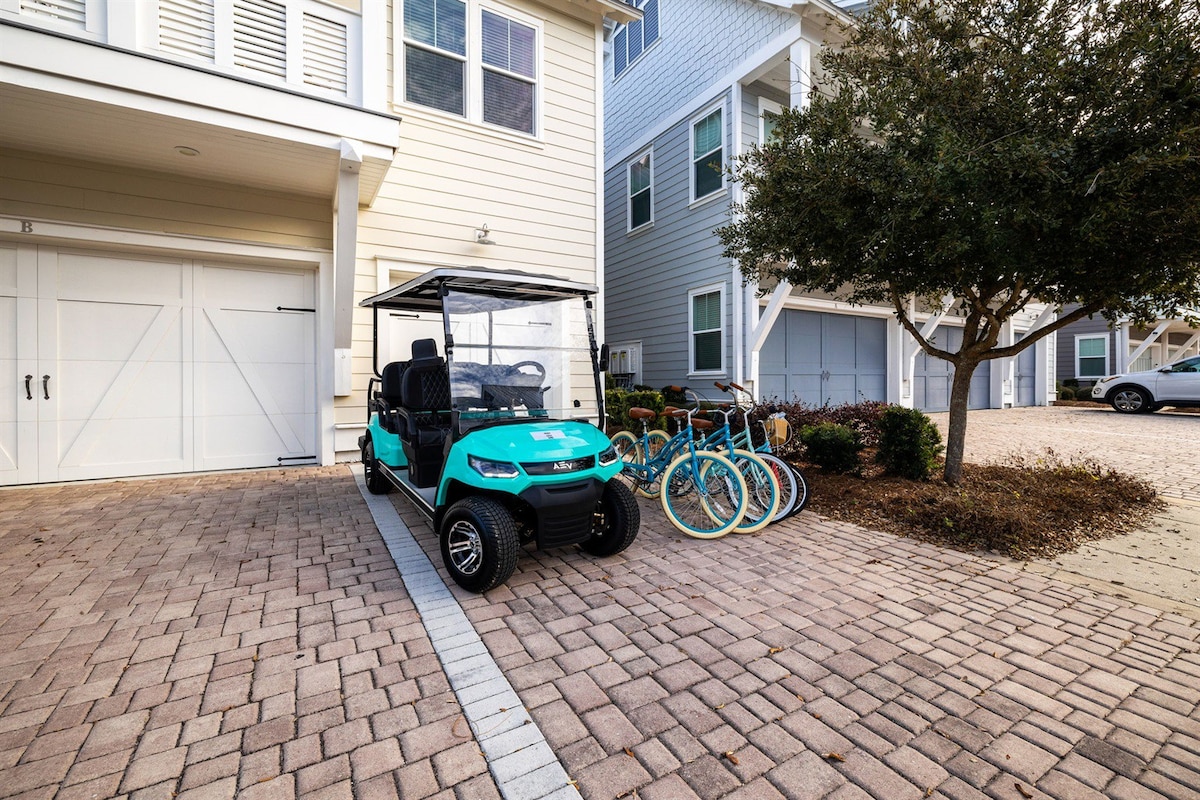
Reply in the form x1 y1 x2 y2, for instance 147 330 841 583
1057 386 1076 400
799 423 864 473
748 399 887 456
605 387 665 432
875 406 944 480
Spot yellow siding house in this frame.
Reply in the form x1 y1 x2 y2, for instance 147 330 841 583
0 0 637 485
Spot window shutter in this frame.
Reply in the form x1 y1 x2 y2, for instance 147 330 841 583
232 0 287 79
20 0 87 29
627 19 643 62
613 27 628 76
642 0 659 45
158 0 217 62
302 13 348 94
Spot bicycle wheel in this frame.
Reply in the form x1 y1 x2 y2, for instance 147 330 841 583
660 452 747 539
633 429 672 499
754 452 798 522
785 462 810 516
727 449 780 534
611 430 653 495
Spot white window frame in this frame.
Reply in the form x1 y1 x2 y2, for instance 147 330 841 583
395 0 543 139
690 102 725 206
1074 333 1109 379
688 283 725 376
626 148 653 233
758 97 783 145
611 0 660 80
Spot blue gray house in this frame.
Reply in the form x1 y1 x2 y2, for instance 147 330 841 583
1056 311 1200 390
601 0 1058 411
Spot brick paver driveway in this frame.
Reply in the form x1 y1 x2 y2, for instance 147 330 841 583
928 406 1200 503
3 419 1200 799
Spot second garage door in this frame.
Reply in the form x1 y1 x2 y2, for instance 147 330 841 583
913 325 992 412
760 310 887 406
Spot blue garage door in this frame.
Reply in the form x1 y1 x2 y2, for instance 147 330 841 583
913 326 991 412
760 310 887 405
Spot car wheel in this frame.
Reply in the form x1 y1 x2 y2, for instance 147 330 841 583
440 497 519 593
581 480 640 557
1110 387 1153 414
362 437 391 495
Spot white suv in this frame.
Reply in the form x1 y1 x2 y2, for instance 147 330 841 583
1091 355 1200 413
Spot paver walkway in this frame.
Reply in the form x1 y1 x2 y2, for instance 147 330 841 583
1 409 1199 799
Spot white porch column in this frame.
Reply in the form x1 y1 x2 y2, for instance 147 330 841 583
333 138 362 386
744 37 813 392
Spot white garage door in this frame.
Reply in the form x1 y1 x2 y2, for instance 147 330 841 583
1 243 316 485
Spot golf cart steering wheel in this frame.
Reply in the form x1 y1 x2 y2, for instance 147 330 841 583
510 360 546 382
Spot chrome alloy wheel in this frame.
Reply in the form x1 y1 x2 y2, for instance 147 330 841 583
445 520 484 576
1112 388 1146 412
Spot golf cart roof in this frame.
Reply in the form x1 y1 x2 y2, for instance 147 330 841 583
359 267 599 312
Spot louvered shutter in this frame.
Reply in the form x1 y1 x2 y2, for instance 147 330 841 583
642 0 659 46
613 27 627 76
158 0 216 62
302 13 348 94
20 0 86 29
232 0 287 79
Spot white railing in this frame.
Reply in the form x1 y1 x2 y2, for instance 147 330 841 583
5 0 363 103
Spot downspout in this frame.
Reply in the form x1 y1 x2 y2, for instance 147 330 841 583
731 81 744 385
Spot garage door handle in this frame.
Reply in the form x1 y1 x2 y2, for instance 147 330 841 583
42 375 50 400
25 374 32 400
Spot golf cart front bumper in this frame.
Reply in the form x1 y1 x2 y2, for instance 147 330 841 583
519 478 604 548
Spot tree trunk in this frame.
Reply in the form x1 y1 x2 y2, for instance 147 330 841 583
942 359 980 486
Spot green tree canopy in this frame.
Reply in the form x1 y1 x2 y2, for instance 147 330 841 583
718 0 1200 483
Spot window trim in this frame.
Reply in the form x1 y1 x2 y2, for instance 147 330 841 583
612 0 660 80
1074 333 1109 379
395 0 543 139
758 97 783 145
688 283 726 376
689 102 726 205
626 147 654 233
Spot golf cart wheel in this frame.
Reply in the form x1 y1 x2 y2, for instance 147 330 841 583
362 437 391 495
582 480 640 557
1111 387 1152 414
440 497 519 593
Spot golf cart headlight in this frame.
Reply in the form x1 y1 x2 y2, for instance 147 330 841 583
468 455 520 479
598 445 619 467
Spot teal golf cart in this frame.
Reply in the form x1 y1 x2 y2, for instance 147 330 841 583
358 267 639 592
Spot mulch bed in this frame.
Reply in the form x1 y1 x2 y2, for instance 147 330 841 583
800 452 1163 560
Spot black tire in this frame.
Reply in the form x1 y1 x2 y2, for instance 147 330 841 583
785 463 810 517
440 497 520 593
1110 386 1153 414
362 437 391 495
582 480 641 556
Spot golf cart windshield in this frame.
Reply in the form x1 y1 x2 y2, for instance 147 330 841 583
445 288 599 430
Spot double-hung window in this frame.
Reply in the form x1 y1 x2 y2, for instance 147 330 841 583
1075 334 1108 379
401 0 539 136
628 150 653 231
612 0 660 78
689 285 724 374
691 105 724 202
759 97 783 145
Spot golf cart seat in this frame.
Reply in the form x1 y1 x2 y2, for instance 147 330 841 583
397 338 452 488
374 360 408 435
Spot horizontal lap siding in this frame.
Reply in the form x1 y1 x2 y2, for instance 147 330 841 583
604 91 734 387
347 4 600 424
0 149 330 248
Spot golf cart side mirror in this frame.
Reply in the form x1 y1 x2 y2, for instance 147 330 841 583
598 343 610 373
